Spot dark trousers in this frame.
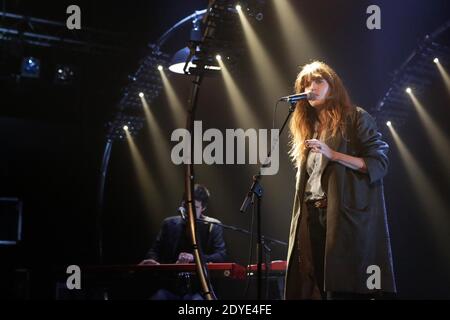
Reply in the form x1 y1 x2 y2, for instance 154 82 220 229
306 204 327 299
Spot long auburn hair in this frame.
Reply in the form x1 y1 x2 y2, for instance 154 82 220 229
289 61 353 167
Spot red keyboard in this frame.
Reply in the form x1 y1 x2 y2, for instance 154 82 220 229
247 260 287 273
84 263 247 280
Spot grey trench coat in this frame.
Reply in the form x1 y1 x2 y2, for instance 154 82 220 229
285 107 396 298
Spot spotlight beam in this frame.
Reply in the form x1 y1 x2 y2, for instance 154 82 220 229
388 126 450 268
273 0 320 65
125 129 163 215
140 96 181 189
217 59 261 128
435 60 450 94
237 8 287 103
159 69 185 128
407 91 450 180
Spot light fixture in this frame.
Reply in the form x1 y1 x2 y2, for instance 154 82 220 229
21 57 40 78
168 15 221 75
406 87 412 94
168 47 221 74
54 65 75 84
169 47 191 74
386 121 392 127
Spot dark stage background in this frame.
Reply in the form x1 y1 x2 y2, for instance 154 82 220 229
1 0 449 299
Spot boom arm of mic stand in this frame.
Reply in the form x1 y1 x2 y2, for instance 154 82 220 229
197 219 287 247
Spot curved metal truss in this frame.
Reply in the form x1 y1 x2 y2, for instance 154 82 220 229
373 20 450 127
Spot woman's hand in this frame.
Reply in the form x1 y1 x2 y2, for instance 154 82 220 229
305 139 335 160
306 139 368 173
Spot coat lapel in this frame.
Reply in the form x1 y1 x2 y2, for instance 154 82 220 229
325 132 343 155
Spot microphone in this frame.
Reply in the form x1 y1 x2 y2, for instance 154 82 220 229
279 91 315 103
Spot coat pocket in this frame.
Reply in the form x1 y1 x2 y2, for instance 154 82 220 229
342 170 372 212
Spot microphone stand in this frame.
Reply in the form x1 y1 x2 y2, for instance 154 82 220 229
239 100 296 300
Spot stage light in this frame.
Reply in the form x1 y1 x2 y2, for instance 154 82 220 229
216 55 222 61
21 57 41 78
157 65 163 71
168 50 194 74
169 46 221 74
139 92 144 98
169 16 207 75
386 121 392 127
107 115 144 141
54 65 75 84
434 56 450 94
236 5 242 12
406 87 412 94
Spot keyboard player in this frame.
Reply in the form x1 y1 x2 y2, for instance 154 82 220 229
139 184 227 300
